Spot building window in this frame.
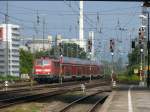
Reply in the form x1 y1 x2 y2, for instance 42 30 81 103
12 33 20 36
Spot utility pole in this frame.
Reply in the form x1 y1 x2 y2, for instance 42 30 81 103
141 1 150 88
147 12 150 88
138 27 145 86
42 17 45 51
79 1 84 50
143 1 150 88
31 10 40 90
59 55 63 84
5 1 9 80
111 52 114 80
110 39 116 87
90 56 92 82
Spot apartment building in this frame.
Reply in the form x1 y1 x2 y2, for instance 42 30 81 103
0 24 20 76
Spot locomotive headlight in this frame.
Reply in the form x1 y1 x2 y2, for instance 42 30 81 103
44 69 51 72
36 69 42 72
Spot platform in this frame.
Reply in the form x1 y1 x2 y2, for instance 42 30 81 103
100 85 150 112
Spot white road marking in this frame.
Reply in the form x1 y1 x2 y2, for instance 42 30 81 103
128 86 133 112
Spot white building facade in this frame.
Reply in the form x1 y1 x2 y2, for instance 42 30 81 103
20 38 52 53
0 24 20 76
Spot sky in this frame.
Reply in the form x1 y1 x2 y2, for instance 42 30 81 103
0 1 143 63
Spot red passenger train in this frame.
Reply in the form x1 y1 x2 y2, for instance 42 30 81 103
33 56 103 83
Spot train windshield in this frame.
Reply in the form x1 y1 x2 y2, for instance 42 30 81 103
36 60 43 65
36 59 49 66
43 60 49 65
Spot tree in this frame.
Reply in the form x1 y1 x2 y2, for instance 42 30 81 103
128 45 141 76
34 43 87 59
62 43 87 59
20 49 34 74
128 46 140 66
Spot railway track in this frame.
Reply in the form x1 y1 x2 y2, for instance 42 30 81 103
0 81 89 94
58 90 109 112
0 79 108 95
0 81 88 101
0 80 110 109
87 95 108 112
0 81 37 89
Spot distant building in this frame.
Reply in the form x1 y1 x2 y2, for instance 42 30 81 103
61 38 80 45
55 34 80 45
21 35 81 53
20 37 52 53
0 24 20 76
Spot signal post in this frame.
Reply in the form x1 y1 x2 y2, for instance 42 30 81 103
110 39 116 87
87 35 92 82
59 55 63 84
138 27 145 86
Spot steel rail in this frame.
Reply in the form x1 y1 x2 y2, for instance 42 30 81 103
87 95 108 112
0 79 108 95
59 90 110 112
0 81 89 94
0 80 110 109
0 89 69 109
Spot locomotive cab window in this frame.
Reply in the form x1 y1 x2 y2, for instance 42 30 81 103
43 60 49 65
36 60 43 65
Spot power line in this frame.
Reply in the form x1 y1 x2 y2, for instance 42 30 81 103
59 12 141 16
0 11 35 24
8 3 140 14
63 1 96 29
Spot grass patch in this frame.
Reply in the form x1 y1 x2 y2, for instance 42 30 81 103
2 102 44 112
117 74 140 83
0 75 21 82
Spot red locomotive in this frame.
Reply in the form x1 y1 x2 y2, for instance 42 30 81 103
33 56 103 83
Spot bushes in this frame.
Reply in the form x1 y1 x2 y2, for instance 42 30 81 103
117 73 140 83
0 75 20 82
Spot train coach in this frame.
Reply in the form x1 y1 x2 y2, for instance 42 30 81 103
33 56 103 83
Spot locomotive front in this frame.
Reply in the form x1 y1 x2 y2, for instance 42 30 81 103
33 57 54 83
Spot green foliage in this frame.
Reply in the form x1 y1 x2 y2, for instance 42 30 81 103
101 60 111 75
20 49 34 74
127 64 139 76
115 57 124 72
128 45 140 76
117 74 140 82
128 46 140 66
63 43 87 58
0 75 20 82
34 43 87 59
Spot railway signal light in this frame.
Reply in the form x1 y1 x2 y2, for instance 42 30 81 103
147 41 150 49
87 39 92 52
139 27 145 41
132 41 135 48
37 14 40 24
58 42 63 55
110 39 115 53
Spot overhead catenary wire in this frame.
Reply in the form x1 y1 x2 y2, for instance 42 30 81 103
0 2 139 39
0 1 140 64
7 3 140 15
63 1 96 29
0 11 35 24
